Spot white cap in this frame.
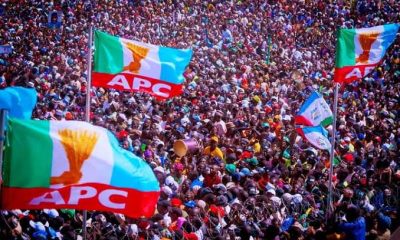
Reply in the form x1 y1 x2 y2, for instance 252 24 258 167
153 166 165 174
267 189 276 196
166 176 179 190
30 221 46 232
293 194 303 204
265 182 276 191
161 186 173 197
282 115 291 121
128 224 138 235
43 209 59 218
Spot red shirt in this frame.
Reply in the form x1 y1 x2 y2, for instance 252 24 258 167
203 173 221 188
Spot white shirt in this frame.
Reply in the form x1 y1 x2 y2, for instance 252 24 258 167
214 120 227 137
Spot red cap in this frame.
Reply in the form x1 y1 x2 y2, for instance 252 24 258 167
184 232 199 240
118 130 128 139
343 153 354 163
209 204 225 217
171 198 182 207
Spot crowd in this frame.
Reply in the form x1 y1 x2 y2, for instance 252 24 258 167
1 0 400 239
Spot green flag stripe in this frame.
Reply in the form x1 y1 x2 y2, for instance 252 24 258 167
94 30 124 74
321 116 333 127
335 28 356 68
4 119 52 188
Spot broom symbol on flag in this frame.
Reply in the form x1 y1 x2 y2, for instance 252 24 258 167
123 41 150 74
50 129 99 185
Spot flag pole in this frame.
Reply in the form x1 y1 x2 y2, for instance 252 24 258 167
85 26 93 122
82 25 93 240
327 82 339 221
0 109 7 185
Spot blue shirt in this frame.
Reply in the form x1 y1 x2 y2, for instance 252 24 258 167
338 217 366 240
222 29 233 42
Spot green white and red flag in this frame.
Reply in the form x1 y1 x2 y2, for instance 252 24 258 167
334 24 399 84
2 119 160 218
93 30 192 99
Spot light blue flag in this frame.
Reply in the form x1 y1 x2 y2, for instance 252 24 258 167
0 87 37 119
295 91 333 127
296 125 331 151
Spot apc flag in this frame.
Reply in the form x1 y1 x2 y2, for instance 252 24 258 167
296 125 331 150
2 119 160 218
93 30 192 99
0 87 37 119
334 24 399 84
295 91 333 127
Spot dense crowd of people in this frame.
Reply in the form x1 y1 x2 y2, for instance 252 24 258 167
0 0 400 239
